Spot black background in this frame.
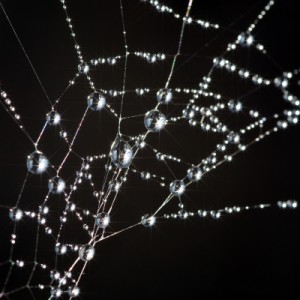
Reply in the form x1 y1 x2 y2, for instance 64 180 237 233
0 0 300 299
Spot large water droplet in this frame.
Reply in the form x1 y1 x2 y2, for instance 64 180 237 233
78 62 89 74
169 180 185 196
144 110 167 132
27 151 49 174
187 167 202 182
78 244 95 261
141 214 156 227
68 286 80 297
109 179 121 192
156 88 172 104
110 137 133 168
87 92 106 111
48 176 66 194
46 111 61 126
95 212 110 229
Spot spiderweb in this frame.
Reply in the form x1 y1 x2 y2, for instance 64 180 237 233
0 0 299 298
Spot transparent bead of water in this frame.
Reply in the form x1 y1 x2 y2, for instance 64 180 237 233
45 227 52 234
50 270 60 280
237 32 254 46
9 208 23 221
16 260 24 267
141 171 151 180
110 57 118 65
109 179 121 192
87 92 106 111
78 244 95 261
211 211 221 219
46 111 61 126
95 212 110 229
51 288 62 298
156 88 172 104
66 202 76 211
277 120 288 129
182 106 195 119
187 167 202 181
228 100 242 112
286 200 298 209
156 153 165 161
78 62 89 74
178 209 188 219
278 200 298 209
280 79 289 89
110 137 133 168
55 243 67 255
27 151 49 174
68 286 80 297
169 180 185 196
287 115 298 125
227 131 240 144
144 110 167 132
141 214 156 227
48 176 66 194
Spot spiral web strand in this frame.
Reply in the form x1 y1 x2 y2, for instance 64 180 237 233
0 0 299 298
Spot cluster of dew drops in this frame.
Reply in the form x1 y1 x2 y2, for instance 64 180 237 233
3 0 300 297
7 51 300 300
7 64 195 297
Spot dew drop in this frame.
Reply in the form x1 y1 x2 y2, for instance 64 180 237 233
9 208 23 221
187 167 202 182
156 88 172 104
27 151 49 174
95 212 110 229
78 244 95 261
46 111 61 126
68 286 80 297
78 62 89 74
227 131 240 144
141 214 156 227
87 92 106 111
110 137 133 168
144 110 167 132
55 243 67 255
169 180 185 196
48 176 66 194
